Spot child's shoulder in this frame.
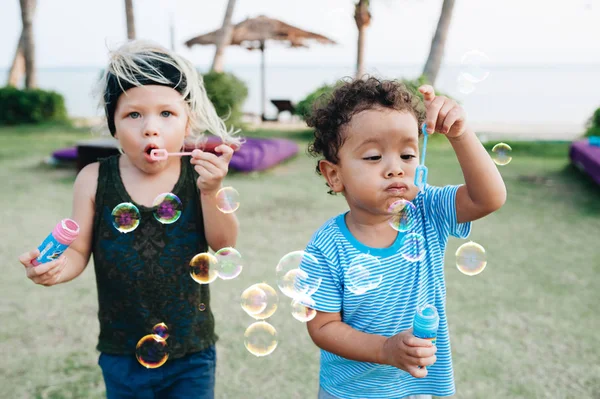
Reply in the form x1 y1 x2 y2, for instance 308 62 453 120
73 161 100 199
307 213 345 246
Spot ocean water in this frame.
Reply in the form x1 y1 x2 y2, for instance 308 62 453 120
1 63 599 127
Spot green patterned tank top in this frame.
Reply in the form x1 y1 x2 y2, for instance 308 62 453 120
92 155 217 358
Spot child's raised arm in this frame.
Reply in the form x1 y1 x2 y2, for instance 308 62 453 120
19 163 97 286
418 85 507 223
191 144 239 250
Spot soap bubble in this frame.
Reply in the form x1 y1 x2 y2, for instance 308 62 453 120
244 321 278 357
152 193 182 224
198 303 206 311
388 199 417 232
216 187 240 213
111 202 140 233
400 233 426 262
291 296 317 323
215 247 243 280
241 283 279 320
275 251 322 299
151 322 169 341
346 254 383 295
457 73 477 95
189 252 219 284
135 334 169 368
460 50 491 83
456 241 487 276
491 143 512 166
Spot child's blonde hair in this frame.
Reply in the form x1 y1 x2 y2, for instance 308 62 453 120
95 40 242 148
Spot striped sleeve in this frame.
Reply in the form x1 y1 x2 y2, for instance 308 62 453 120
301 241 343 313
426 185 472 239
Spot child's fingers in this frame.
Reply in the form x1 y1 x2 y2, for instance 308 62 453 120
215 144 234 163
407 364 428 378
441 108 463 134
19 249 40 266
405 345 437 359
425 97 445 134
25 256 63 278
194 162 220 178
418 85 436 103
402 333 434 348
437 100 456 132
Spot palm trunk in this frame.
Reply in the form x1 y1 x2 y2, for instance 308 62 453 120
125 0 136 40
422 0 455 85
354 0 371 80
7 33 25 87
211 0 237 72
20 0 36 89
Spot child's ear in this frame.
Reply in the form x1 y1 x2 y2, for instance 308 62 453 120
319 160 343 193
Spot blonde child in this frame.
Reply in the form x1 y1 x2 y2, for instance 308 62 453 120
300 77 506 399
18 40 241 398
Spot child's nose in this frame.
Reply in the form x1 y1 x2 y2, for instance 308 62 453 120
386 161 405 177
143 119 160 137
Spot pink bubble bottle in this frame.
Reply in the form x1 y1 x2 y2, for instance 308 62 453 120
32 219 80 266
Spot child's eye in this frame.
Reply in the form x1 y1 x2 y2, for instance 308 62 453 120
363 155 381 161
161 111 172 117
401 154 416 160
128 112 141 119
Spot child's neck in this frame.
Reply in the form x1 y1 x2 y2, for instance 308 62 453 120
119 155 183 208
344 210 398 249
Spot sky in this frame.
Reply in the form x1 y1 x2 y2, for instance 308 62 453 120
0 0 599 69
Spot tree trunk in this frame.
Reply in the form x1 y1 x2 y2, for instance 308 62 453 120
422 0 456 85
354 0 371 80
211 0 237 72
7 33 25 87
125 0 136 40
19 0 36 89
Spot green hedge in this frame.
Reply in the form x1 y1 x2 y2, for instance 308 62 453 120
294 75 451 120
584 107 600 137
202 71 248 129
0 86 68 125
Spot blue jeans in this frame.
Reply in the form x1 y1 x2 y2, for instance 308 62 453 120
98 345 216 399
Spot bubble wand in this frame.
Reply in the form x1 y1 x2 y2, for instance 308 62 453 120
414 123 429 191
150 149 193 161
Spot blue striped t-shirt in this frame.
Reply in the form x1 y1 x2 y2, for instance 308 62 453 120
301 184 471 399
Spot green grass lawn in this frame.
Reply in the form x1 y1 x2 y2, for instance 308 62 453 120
1 124 599 398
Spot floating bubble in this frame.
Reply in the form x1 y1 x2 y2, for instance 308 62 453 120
275 251 322 299
346 254 383 295
111 202 140 233
456 241 487 276
460 50 490 83
248 283 279 320
244 321 278 357
189 253 219 284
491 143 512 166
152 193 182 224
215 247 243 280
400 233 426 262
151 322 169 341
241 285 268 316
198 303 206 311
216 186 240 214
135 334 169 368
291 296 317 323
388 199 417 232
457 73 476 95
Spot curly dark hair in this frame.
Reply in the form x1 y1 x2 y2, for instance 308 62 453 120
307 77 426 194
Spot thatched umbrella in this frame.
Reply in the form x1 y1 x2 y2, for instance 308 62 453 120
185 15 336 120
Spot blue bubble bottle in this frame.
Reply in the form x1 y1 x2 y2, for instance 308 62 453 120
413 304 439 345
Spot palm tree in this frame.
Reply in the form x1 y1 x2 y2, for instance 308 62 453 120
422 0 456 85
124 0 136 40
354 0 371 79
211 0 237 72
17 0 37 89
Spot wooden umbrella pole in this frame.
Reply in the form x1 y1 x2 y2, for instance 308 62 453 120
260 40 266 121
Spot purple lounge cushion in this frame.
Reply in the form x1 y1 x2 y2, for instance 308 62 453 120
52 147 78 161
569 139 600 185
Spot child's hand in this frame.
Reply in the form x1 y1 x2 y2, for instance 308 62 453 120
418 84 467 138
191 144 234 194
18 249 67 286
379 328 437 378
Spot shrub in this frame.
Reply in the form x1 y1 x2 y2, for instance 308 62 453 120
584 107 600 137
0 86 68 125
202 71 248 129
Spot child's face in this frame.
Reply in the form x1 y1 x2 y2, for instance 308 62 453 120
113 85 189 174
322 108 420 217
